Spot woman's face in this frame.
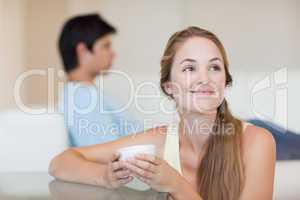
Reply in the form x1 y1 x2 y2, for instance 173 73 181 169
165 37 227 114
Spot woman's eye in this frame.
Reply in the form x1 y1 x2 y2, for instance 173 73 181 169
183 65 195 72
209 65 221 71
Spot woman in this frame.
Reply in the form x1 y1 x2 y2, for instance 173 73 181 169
49 27 276 200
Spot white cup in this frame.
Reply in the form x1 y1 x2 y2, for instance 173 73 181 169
117 144 156 161
116 144 156 191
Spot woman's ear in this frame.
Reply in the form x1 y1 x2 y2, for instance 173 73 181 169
163 81 173 96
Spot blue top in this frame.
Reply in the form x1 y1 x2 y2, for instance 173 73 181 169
59 82 143 147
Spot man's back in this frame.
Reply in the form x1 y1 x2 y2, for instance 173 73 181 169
59 82 143 147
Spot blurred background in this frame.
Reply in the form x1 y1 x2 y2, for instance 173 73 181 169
0 0 299 199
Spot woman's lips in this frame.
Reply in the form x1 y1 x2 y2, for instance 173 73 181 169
190 90 215 96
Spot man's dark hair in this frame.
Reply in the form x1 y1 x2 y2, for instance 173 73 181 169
58 13 116 73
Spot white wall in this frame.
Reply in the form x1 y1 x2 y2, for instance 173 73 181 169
95 0 185 127
0 0 26 109
24 0 69 106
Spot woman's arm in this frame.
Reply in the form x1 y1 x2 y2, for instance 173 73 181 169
49 148 108 186
49 127 166 187
239 127 276 200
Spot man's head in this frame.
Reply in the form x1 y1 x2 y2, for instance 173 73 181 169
59 13 116 76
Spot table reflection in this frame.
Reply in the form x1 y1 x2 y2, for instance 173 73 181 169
0 173 167 200
49 180 167 200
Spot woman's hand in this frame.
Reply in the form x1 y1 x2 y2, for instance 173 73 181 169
103 152 133 189
124 153 183 193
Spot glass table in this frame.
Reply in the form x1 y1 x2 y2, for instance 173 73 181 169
0 173 167 200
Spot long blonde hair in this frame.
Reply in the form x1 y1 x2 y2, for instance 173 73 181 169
160 26 245 200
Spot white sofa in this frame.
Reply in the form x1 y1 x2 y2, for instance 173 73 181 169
0 109 68 172
274 161 300 199
0 109 299 199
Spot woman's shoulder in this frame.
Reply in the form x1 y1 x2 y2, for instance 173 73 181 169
242 122 275 146
241 121 276 162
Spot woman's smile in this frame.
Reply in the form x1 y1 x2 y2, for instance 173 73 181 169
189 86 216 97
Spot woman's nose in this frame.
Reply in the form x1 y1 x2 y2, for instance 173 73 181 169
197 69 210 84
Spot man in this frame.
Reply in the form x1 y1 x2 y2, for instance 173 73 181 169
58 13 142 147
